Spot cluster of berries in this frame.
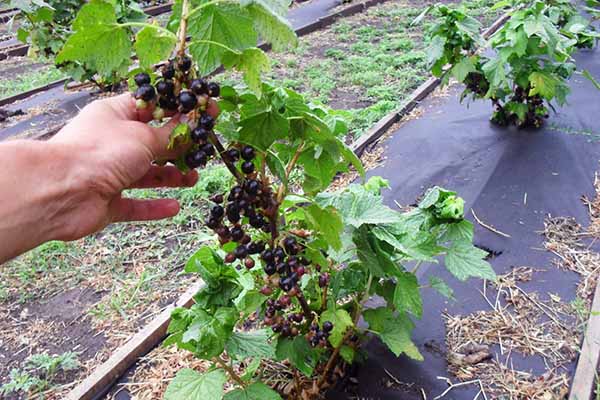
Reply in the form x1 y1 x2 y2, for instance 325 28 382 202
307 321 334 348
131 55 222 170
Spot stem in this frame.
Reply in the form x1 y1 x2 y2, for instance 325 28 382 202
208 131 244 182
187 0 234 20
117 22 177 39
316 273 373 389
176 0 191 58
296 291 313 321
214 356 246 388
276 142 305 203
410 260 423 274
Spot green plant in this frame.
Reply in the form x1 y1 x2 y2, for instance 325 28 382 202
419 1 597 128
0 352 79 396
51 0 494 398
11 0 147 87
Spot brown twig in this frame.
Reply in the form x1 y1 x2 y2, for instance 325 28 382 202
214 356 246 388
176 0 190 58
208 131 244 182
276 142 305 203
296 291 314 322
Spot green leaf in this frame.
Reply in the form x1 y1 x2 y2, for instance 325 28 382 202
426 35 446 67
242 0 297 52
223 382 282 400
529 71 559 99
234 289 266 314
164 369 226 400
168 123 191 150
364 176 389 194
316 183 401 228
482 56 507 90
321 308 353 347
182 308 238 359
222 48 271 94
339 345 355 364
305 204 344 251
353 226 400 277
238 94 289 150
445 242 496 281
276 336 318 377
393 272 422 318
185 247 232 286
428 276 455 300
441 220 474 243
451 57 477 82
188 4 257 75
134 26 176 69
57 0 131 77
583 69 600 90
225 330 276 360
363 308 422 360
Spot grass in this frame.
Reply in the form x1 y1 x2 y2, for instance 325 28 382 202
0 65 65 99
216 0 499 140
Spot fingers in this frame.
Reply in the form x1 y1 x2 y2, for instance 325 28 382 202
129 165 198 189
110 197 180 223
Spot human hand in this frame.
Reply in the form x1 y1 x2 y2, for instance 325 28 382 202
49 93 219 241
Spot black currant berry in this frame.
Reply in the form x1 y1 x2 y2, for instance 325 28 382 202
185 150 207 169
264 263 277 275
261 250 274 263
244 258 255 269
207 82 220 97
162 64 175 79
241 146 255 161
276 263 287 274
205 217 219 229
159 96 178 111
296 266 306 277
199 114 215 130
227 211 240 224
134 72 151 87
190 78 209 95
231 227 244 242
202 143 215 157
249 215 264 229
245 180 260 195
191 127 209 143
226 149 240 162
224 253 236 264
179 56 192 71
179 91 197 113
210 194 224 204
281 325 291 337
216 226 230 238
136 84 156 102
272 324 282 333
318 273 330 288
234 245 248 259
210 205 224 219
323 321 334 332
274 247 285 261
156 80 174 96
241 161 255 174
260 286 273 296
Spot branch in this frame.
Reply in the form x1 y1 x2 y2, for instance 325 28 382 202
295 290 314 322
176 0 191 58
214 356 246 388
276 142 305 203
208 131 244 183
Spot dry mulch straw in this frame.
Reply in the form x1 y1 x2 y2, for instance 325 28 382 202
444 172 600 399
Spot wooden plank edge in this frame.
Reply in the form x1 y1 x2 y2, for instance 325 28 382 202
350 11 511 156
0 78 69 108
569 280 600 400
66 280 204 400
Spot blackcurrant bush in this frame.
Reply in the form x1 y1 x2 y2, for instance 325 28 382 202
241 146 255 161
261 250 274 263
210 194 224 204
227 211 240 224
207 82 220 97
136 84 156 102
249 216 264 229
185 150 207 169
288 287 298 297
215 226 230 238
310 323 319 331
224 253 236 264
281 325 291 337
178 56 192 71
226 202 240 215
231 227 244 242
190 78 208 95
199 114 215 130
279 295 291 307
234 245 248 259
290 327 299 337
202 143 215 157
264 263 277 275
247 242 259 254
276 263 287 274
191 126 209 143
241 161 255 174
296 266 306 277
300 257 310 266
323 321 334 332
283 237 297 253
134 72 151 87
227 149 240 162
274 247 285 261
255 241 266 252
318 273 330 288
244 258 255 269
210 205 224 219
272 324 282 333
156 80 174 96
291 313 303 323
179 91 197 113
260 286 273 296
241 235 251 245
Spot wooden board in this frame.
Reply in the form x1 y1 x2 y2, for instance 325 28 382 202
66 280 204 400
569 280 600 400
